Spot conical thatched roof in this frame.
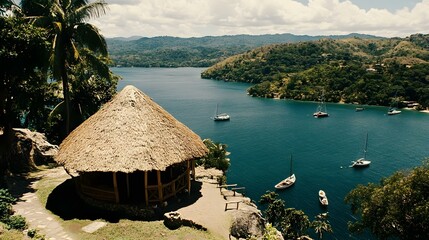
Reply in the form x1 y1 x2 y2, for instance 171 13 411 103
55 85 208 173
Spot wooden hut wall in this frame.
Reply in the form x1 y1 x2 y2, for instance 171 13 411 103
77 160 195 205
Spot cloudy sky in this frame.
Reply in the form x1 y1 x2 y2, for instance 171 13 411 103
91 0 428 38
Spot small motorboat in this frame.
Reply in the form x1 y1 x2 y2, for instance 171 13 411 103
319 190 329 206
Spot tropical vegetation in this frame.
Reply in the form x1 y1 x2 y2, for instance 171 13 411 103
197 139 231 172
259 191 332 239
201 35 429 109
0 189 27 231
21 0 115 135
345 160 429 240
0 0 118 179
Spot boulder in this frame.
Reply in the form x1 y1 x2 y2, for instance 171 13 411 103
230 209 265 239
11 128 58 171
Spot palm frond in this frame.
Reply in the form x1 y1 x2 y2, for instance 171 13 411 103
74 23 107 55
79 48 109 78
74 0 107 21
71 41 79 61
51 0 65 21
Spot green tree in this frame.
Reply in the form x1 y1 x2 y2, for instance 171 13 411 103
0 16 50 181
45 50 119 143
311 213 333 239
197 139 231 172
259 191 312 239
22 0 110 135
345 161 429 239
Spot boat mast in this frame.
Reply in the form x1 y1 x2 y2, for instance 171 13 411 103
363 133 368 159
322 90 327 113
290 154 293 176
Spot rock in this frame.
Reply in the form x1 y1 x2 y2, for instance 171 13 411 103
14 128 58 159
163 211 182 230
230 209 265 239
10 128 58 171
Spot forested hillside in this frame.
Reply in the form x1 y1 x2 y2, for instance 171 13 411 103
201 34 429 108
107 33 379 67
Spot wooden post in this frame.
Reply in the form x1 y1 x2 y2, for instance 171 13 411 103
191 159 196 180
187 160 191 195
113 172 119 203
126 173 130 199
144 171 148 206
157 170 163 203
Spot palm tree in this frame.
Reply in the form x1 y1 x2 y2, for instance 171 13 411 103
312 213 333 239
200 139 231 172
22 0 109 134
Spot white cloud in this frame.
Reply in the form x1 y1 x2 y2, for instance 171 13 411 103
91 0 429 38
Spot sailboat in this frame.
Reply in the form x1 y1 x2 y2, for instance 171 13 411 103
313 91 329 118
274 154 296 189
387 108 401 115
213 104 230 121
350 133 371 168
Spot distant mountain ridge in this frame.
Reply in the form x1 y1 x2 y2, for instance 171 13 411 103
106 33 382 67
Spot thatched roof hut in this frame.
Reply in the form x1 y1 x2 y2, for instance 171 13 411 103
56 85 208 205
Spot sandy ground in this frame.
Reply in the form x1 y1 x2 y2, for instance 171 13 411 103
177 178 233 239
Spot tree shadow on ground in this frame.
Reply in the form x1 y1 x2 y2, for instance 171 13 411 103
46 178 203 222
7 173 41 200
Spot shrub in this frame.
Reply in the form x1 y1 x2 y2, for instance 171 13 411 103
0 189 16 222
6 215 27 230
217 175 227 185
27 228 46 239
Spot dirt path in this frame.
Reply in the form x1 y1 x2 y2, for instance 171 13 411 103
10 168 75 240
177 179 233 239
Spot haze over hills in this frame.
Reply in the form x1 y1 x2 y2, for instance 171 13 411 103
106 33 382 67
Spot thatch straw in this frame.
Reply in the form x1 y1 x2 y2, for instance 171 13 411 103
55 85 208 173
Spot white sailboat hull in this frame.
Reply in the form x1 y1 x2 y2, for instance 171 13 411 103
351 158 371 167
274 174 296 189
387 109 401 115
213 104 230 121
313 111 329 118
213 113 230 121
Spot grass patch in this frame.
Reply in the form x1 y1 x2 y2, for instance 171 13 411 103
0 229 24 240
77 220 222 240
0 223 25 240
35 175 67 207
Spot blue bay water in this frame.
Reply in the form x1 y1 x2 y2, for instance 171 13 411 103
112 67 429 239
